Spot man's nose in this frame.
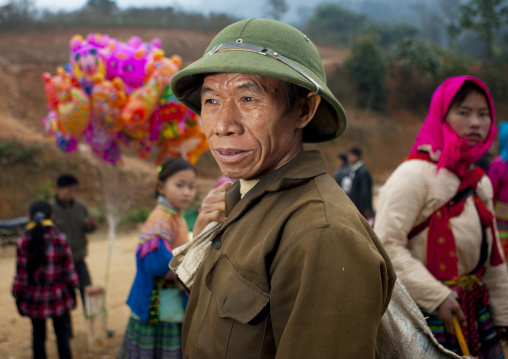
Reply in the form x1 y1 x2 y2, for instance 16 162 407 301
215 100 244 136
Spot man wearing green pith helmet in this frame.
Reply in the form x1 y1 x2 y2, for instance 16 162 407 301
170 18 396 358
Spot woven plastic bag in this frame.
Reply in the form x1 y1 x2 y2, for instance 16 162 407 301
376 280 473 359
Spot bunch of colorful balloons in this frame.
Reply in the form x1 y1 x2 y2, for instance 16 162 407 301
42 33 208 165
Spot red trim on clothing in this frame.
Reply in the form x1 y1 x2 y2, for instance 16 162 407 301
405 154 504 280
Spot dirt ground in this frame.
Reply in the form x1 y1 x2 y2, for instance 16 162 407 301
1 228 508 358
0 228 141 359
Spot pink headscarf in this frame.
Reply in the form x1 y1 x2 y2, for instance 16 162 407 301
409 76 497 177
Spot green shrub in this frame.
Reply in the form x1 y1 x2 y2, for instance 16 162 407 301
37 180 53 201
120 207 150 224
345 36 388 113
387 38 443 111
0 140 38 164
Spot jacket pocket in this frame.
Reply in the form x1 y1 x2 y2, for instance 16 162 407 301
206 254 269 324
194 254 270 359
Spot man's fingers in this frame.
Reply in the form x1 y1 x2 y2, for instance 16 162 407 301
202 209 226 223
192 180 232 237
214 181 234 192
443 318 455 336
200 201 226 215
205 181 233 198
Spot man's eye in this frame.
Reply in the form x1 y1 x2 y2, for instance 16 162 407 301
204 99 217 104
244 97 254 102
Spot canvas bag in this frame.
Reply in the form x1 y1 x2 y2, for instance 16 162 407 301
376 280 472 359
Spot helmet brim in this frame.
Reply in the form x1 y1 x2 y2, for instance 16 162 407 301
171 48 346 143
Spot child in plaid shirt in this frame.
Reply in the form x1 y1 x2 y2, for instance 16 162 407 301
12 200 79 359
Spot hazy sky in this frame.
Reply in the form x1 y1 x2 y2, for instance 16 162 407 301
32 0 192 11
1 0 423 25
1 0 374 23
24 0 311 22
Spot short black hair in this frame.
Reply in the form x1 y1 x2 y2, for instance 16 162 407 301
338 153 348 163
349 147 362 157
57 174 79 188
284 82 310 112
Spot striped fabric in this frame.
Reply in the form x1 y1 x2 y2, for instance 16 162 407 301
137 196 188 259
496 219 508 263
420 274 505 359
117 315 182 359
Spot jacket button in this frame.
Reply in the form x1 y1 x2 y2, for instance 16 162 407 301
213 239 221 250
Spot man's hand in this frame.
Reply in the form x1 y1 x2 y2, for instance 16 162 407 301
438 294 466 335
193 181 233 237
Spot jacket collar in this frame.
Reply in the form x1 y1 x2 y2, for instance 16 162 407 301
54 194 74 208
350 160 364 172
219 150 326 239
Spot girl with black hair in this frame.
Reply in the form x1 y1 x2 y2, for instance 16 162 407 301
12 200 79 359
118 158 197 359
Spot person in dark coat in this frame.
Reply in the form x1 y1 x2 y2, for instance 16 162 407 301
333 153 350 189
51 174 96 307
345 147 374 220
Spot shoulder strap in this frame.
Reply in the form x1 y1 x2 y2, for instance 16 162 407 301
407 186 476 240
468 228 489 276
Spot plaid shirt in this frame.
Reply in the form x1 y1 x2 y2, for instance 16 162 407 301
12 225 79 319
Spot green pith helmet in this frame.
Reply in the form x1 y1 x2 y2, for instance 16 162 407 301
170 18 347 143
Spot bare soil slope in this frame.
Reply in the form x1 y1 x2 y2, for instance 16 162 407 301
0 26 421 218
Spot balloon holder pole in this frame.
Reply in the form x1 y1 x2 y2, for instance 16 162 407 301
102 211 117 329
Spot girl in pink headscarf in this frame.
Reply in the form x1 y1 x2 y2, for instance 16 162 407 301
374 76 508 358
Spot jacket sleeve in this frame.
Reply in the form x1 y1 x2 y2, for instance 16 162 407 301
352 167 373 214
60 233 80 289
269 226 393 358
358 168 373 214
143 237 174 278
80 203 96 233
374 164 452 313
479 179 508 326
12 236 28 300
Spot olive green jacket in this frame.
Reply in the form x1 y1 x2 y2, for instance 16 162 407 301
52 198 94 263
182 150 396 358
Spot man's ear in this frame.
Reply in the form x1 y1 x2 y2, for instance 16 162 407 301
295 93 321 130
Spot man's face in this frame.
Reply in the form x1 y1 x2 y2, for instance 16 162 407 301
347 152 359 165
200 73 305 180
56 184 78 203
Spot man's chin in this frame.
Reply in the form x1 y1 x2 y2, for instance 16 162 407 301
218 166 253 181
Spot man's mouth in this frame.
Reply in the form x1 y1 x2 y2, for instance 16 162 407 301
214 148 251 162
